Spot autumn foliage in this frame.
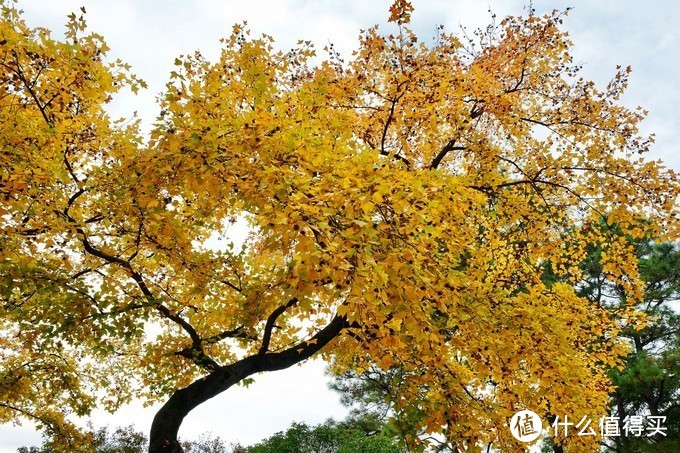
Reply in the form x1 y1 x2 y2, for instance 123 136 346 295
1 1 677 451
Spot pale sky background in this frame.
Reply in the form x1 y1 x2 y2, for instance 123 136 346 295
2 0 679 451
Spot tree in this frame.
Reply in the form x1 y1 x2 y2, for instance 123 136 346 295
588 240 679 452
23 364 407 452
245 420 404 453
18 425 148 453
537 237 680 452
332 237 680 452
328 366 426 451
22 420 400 453
19 425 236 453
1 1 677 451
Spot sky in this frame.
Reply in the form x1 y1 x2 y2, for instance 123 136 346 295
2 0 679 451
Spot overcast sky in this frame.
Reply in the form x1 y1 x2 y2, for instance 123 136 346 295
2 1 678 451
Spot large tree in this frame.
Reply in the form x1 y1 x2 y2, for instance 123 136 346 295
245 420 404 453
331 238 680 452
1 1 677 451
584 239 680 452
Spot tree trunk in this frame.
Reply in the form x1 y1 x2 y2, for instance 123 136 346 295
148 360 257 452
615 390 627 452
148 315 348 452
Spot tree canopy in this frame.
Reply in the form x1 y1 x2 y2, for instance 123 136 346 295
596 240 679 452
1 1 677 451
329 237 680 452
246 420 404 453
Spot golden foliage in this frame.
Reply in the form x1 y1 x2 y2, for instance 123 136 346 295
0 1 677 451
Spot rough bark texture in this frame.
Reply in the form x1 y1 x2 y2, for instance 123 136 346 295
148 315 348 453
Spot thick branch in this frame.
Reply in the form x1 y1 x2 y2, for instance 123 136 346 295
149 314 349 452
430 140 467 169
379 149 411 167
259 297 298 355
377 88 411 168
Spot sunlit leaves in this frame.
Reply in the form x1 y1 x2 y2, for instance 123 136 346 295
1 1 678 451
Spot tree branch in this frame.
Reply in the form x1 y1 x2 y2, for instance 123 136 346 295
204 325 257 344
258 297 298 355
5 52 52 126
149 314 350 451
64 215 216 370
430 139 467 169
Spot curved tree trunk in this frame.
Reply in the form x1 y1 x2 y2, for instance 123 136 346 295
148 315 348 453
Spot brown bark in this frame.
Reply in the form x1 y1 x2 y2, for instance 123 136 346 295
148 315 348 452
